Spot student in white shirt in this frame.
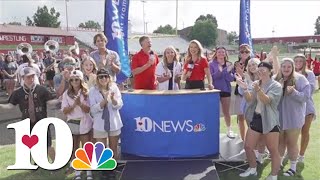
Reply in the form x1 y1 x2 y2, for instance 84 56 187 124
155 46 182 90
89 68 123 160
61 70 93 180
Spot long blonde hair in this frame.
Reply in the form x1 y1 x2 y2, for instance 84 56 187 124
246 58 260 81
96 75 112 91
162 46 178 70
293 54 309 77
67 79 89 100
185 40 205 64
275 58 296 95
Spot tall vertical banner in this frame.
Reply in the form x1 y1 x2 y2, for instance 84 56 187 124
104 0 131 83
239 0 253 51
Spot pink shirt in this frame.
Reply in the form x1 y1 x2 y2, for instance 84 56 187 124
61 90 93 134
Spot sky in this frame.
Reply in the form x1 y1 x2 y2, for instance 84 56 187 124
0 0 320 38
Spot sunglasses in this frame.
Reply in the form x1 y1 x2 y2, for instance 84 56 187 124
98 75 110 79
70 78 80 82
240 51 250 54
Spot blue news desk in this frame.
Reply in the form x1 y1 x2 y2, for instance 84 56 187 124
120 89 220 158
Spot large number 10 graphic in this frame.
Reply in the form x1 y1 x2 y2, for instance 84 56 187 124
7 118 73 170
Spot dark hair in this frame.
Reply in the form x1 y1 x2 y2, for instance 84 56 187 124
4 54 13 63
139 36 150 46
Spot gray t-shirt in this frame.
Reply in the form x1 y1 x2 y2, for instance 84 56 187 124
90 49 121 81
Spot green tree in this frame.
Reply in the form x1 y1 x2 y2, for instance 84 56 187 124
7 22 22 25
78 20 101 29
26 5 61 27
315 16 320 35
188 19 218 47
153 24 175 34
195 14 218 26
227 31 238 45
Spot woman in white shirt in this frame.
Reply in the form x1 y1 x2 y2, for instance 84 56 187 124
89 68 123 160
155 46 182 90
61 70 93 180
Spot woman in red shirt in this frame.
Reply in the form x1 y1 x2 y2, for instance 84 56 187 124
181 40 213 90
312 57 320 89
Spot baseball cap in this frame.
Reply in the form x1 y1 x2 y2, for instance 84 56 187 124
70 70 84 80
21 67 36 77
258 62 273 70
97 68 110 76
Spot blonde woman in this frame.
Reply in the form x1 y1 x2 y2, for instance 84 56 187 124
275 58 310 177
155 46 182 90
61 70 93 179
181 40 213 90
234 44 251 141
293 54 316 163
81 56 98 89
89 68 123 179
236 58 260 140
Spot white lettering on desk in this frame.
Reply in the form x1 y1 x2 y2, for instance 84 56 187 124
134 117 205 133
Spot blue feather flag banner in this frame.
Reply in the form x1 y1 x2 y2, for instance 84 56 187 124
239 0 253 51
104 0 131 83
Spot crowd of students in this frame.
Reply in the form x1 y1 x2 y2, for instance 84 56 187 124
0 33 318 180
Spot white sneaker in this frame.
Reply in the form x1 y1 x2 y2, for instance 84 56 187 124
257 155 264 164
266 175 277 180
227 130 236 139
297 155 304 163
239 167 257 177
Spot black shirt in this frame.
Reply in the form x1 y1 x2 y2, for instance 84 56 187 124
9 85 53 124
167 63 174 90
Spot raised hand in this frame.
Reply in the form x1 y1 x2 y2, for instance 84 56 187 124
286 85 295 94
227 63 234 72
252 81 260 92
74 95 81 106
270 46 280 57
110 92 115 100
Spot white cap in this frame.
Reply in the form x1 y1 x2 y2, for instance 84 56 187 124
70 70 84 80
20 67 36 77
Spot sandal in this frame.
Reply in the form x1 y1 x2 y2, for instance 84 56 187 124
283 168 296 176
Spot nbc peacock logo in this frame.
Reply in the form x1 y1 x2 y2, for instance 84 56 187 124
71 142 117 170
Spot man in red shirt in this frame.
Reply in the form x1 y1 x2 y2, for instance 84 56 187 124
131 36 159 90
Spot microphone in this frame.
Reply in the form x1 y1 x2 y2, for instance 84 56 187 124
149 51 155 61
187 61 194 71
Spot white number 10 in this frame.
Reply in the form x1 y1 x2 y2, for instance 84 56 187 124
7 118 73 170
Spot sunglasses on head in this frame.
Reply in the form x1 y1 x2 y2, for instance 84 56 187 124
70 78 80 82
98 75 110 79
240 51 250 54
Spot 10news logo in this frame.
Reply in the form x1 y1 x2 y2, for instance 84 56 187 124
7 118 116 170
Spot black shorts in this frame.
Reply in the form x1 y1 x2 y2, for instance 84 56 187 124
220 92 231 98
185 80 204 89
314 73 320 76
31 123 52 148
45 70 55 80
250 112 280 133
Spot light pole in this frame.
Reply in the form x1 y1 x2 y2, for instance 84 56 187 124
141 0 146 34
175 0 178 35
65 0 69 31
